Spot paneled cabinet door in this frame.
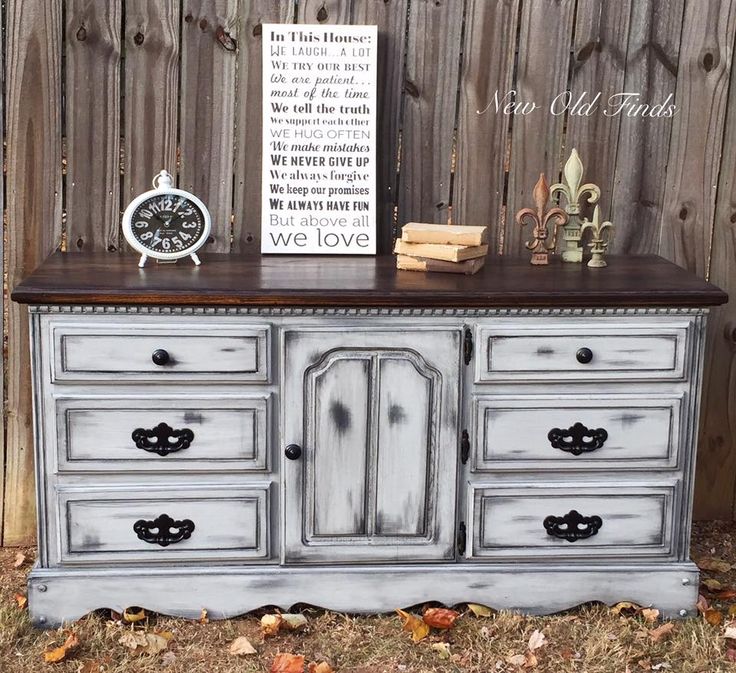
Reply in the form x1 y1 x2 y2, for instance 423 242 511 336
282 328 462 563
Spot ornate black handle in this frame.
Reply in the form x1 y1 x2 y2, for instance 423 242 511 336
548 422 608 456
543 510 602 542
132 422 194 457
576 347 593 364
151 349 170 366
285 444 302 460
133 513 195 547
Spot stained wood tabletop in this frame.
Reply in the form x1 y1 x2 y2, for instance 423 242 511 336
11 252 728 308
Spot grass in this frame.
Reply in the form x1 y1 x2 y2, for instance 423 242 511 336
1 521 736 672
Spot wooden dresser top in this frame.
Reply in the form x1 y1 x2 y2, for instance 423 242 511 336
11 252 728 308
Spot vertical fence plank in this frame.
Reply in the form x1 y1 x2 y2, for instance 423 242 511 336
298 0 351 24
232 0 295 252
504 0 576 256
180 0 239 252
399 0 464 227
564 0 632 219
454 0 520 254
610 0 685 254
122 0 180 237
658 0 736 277
0 0 5 545
65 0 122 253
352 0 408 251
4 0 62 545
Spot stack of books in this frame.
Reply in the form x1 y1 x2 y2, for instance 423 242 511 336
394 223 489 275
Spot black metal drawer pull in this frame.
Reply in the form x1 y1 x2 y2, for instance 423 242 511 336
543 509 602 542
151 348 170 366
547 422 608 456
132 422 194 457
133 513 195 547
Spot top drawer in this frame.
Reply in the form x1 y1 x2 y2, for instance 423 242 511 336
475 320 692 383
48 322 270 383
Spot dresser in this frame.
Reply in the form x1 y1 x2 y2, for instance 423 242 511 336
11 253 727 627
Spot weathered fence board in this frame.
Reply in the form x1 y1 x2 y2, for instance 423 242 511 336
611 0 685 255
4 0 63 546
658 0 736 277
298 0 350 24
122 1 181 212
65 0 122 253
399 0 464 227
454 0 520 254
179 0 239 252
504 0 576 257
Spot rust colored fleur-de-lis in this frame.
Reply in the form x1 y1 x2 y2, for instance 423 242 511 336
515 173 569 265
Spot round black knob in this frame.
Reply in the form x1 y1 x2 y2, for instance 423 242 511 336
285 444 302 460
576 347 594 364
151 349 170 366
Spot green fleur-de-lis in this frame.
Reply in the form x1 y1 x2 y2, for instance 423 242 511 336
581 205 614 268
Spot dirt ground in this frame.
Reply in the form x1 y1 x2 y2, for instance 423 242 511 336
2 521 736 673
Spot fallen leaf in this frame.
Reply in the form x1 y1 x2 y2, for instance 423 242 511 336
612 601 642 616
229 636 257 656
702 578 723 592
422 607 460 630
199 608 209 624
641 608 660 623
261 614 284 636
122 607 147 624
524 651 538 669
637 659 651 670
431 642 451 659
142 633 170 655
78 659 111 673
13 552 27 568
109 610 122 622
396 609 430 643
697 558 732 573
44 632 79 663
527 629 546 651
727 648 736 663
724 622 736 639
13 593 27 609
696 594 710 615
271 653 305 673
307 663 333 673
651 664 671 671
480 626 491 639
705 609 724 626
282 613 308 631
729 605 736 618
161 651 177 667
118 631 148 650
506 653 527 666
716 589 736 600
468 603 493 617
560 647 575 660
648 622 675 643
117 630 171 655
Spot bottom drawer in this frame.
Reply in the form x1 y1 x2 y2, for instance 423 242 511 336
468 482 677 560
57 484 271 564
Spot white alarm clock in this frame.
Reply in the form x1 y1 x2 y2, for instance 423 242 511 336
122 170 212 268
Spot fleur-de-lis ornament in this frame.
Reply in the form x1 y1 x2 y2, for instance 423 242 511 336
580 205 613 268
516 173 569 265
550 148 601 263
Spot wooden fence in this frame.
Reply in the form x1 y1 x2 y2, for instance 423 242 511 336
2 0 736 544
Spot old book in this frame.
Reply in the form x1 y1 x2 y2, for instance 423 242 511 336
396 254 485 275
394 239 489 262
401 222 488 246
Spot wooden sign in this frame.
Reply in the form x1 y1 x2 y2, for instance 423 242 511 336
261 24 378 254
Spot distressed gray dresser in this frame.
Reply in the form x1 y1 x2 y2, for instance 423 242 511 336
12 253 727 627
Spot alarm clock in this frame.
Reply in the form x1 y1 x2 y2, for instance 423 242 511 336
122 170 211 268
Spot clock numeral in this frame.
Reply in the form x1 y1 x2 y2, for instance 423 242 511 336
139 209 153 220
180 232 192 241
134 221 148 229
140 231 153 241
171 236 184 248
182 222 198 229
161 238 171 250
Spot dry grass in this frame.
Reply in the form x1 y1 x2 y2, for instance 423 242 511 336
1 522 736 673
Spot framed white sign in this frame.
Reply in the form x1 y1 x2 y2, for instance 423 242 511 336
261 24 377 254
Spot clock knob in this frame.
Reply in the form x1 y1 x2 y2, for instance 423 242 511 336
285 444 302 460
576 347 594 364
151 349 170 366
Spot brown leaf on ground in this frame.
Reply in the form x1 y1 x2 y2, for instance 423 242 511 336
611 602 642 616
641 608 660 623
13 593 27 609
261 614 284 636
727 648 736 663
697 558 732 573
702 578 723 592
43 632 80 663
281 613 308 631
122 607 146 624
119 631 148 650
729 605 736 618
396 609 430 643
118 630 172 655
422 607 460 630
13 552 27 568
716 588 736 600
467 603 493 617
430 642 451 659
229 636 257 656
307 662 334 673
527 629 546 651
637 658 651 670
724 621 736 639
271 653 305 673
705 609 724 626
696 594 710 614
78 659 111 673
506 653 526 666
648 622 675 643
198 608 209 624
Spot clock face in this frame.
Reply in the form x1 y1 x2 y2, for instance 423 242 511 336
129 194 207 255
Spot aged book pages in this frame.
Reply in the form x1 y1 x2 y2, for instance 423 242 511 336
396 254 486 275
394 239 489 262
402 222 488 246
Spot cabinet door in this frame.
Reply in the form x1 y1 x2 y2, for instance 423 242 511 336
282 328 461 562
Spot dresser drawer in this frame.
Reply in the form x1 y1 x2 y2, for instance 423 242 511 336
475 321 690 382
57 484 271 564
468 483 676 559
472 394 683 470
54 396 269 472
49 322 269 382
